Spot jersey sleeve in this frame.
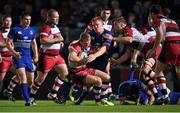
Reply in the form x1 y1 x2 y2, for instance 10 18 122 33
68 43 81 54
40 24 51 39
103 30 112 46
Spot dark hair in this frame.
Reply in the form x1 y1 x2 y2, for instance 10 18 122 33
150 4 162 14
20 12 31 19
101 6 111 11
2 15 11 21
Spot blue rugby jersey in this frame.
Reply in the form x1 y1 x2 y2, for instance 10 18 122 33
8 25 36 56
118 80 148 102
89 29 112 49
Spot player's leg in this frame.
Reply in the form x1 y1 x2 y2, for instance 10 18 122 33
75 75 102 105
47 64 68 100
16 67 31 106
154 61 170 104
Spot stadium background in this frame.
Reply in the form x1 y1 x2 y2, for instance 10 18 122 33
0 0 179 100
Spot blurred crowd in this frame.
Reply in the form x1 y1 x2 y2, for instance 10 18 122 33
0 0 180 29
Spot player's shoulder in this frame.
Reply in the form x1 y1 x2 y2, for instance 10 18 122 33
69 40 81 51
104 29 112 35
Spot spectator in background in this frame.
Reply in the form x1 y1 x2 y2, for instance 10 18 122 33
128 12 136 27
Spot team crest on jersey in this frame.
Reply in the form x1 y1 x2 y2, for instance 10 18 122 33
30 30 33 35
18 31 22 35
23 36 28 39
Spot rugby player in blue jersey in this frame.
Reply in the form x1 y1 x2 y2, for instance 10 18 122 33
6 12 38 106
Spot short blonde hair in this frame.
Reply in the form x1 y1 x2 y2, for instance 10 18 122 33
79 32 91 41
113 16 127 24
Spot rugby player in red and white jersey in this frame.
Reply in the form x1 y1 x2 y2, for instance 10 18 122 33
146 4 180 104
30 9 69 104
68 32 113 106
0 15 19 101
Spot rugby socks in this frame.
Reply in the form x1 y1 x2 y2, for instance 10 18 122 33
156 76 168 98
107 83 113 97
21 84 30 104
146 78 160 99
30 81 40 97
93 86 102 102
50 76 64 97
7 78 19 94
101 82 109 98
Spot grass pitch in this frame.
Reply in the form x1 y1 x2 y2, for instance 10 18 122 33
0 100 180 112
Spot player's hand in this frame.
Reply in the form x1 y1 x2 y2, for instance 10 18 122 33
148 96 155 105
110 58 119 65
119 97 126 104
85 21 93 32
13 52 21 59
103 34 113 40
79 57 88 65
87 54 96 63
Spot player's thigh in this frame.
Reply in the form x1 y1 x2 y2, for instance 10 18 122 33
54 64 68 76
16 68 27 83
94 69 110 82
85 75 101 86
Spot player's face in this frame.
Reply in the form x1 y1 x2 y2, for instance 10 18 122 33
92 20 104 34
80 37 91 49
3 17 12 28
49 12 59 25
21 16 31 28
101 10 111 21
113 21 125 31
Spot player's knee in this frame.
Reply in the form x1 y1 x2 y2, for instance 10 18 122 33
94 77 102 86
27 80 33 86
104 74 110 82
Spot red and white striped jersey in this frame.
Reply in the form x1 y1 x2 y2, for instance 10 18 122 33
154 15 180 41
40 23 62 55
68 41 90 69
0 28 12 56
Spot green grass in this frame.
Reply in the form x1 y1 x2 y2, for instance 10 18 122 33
0 100 180 112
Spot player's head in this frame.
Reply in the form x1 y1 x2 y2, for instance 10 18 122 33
47 9 59 25
128 83 139 94
100 7 111 21
149 4 162 19
91 16 104 34
79 32 91 49
113 16 127 31
20 12 31 28
2 15 12 28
